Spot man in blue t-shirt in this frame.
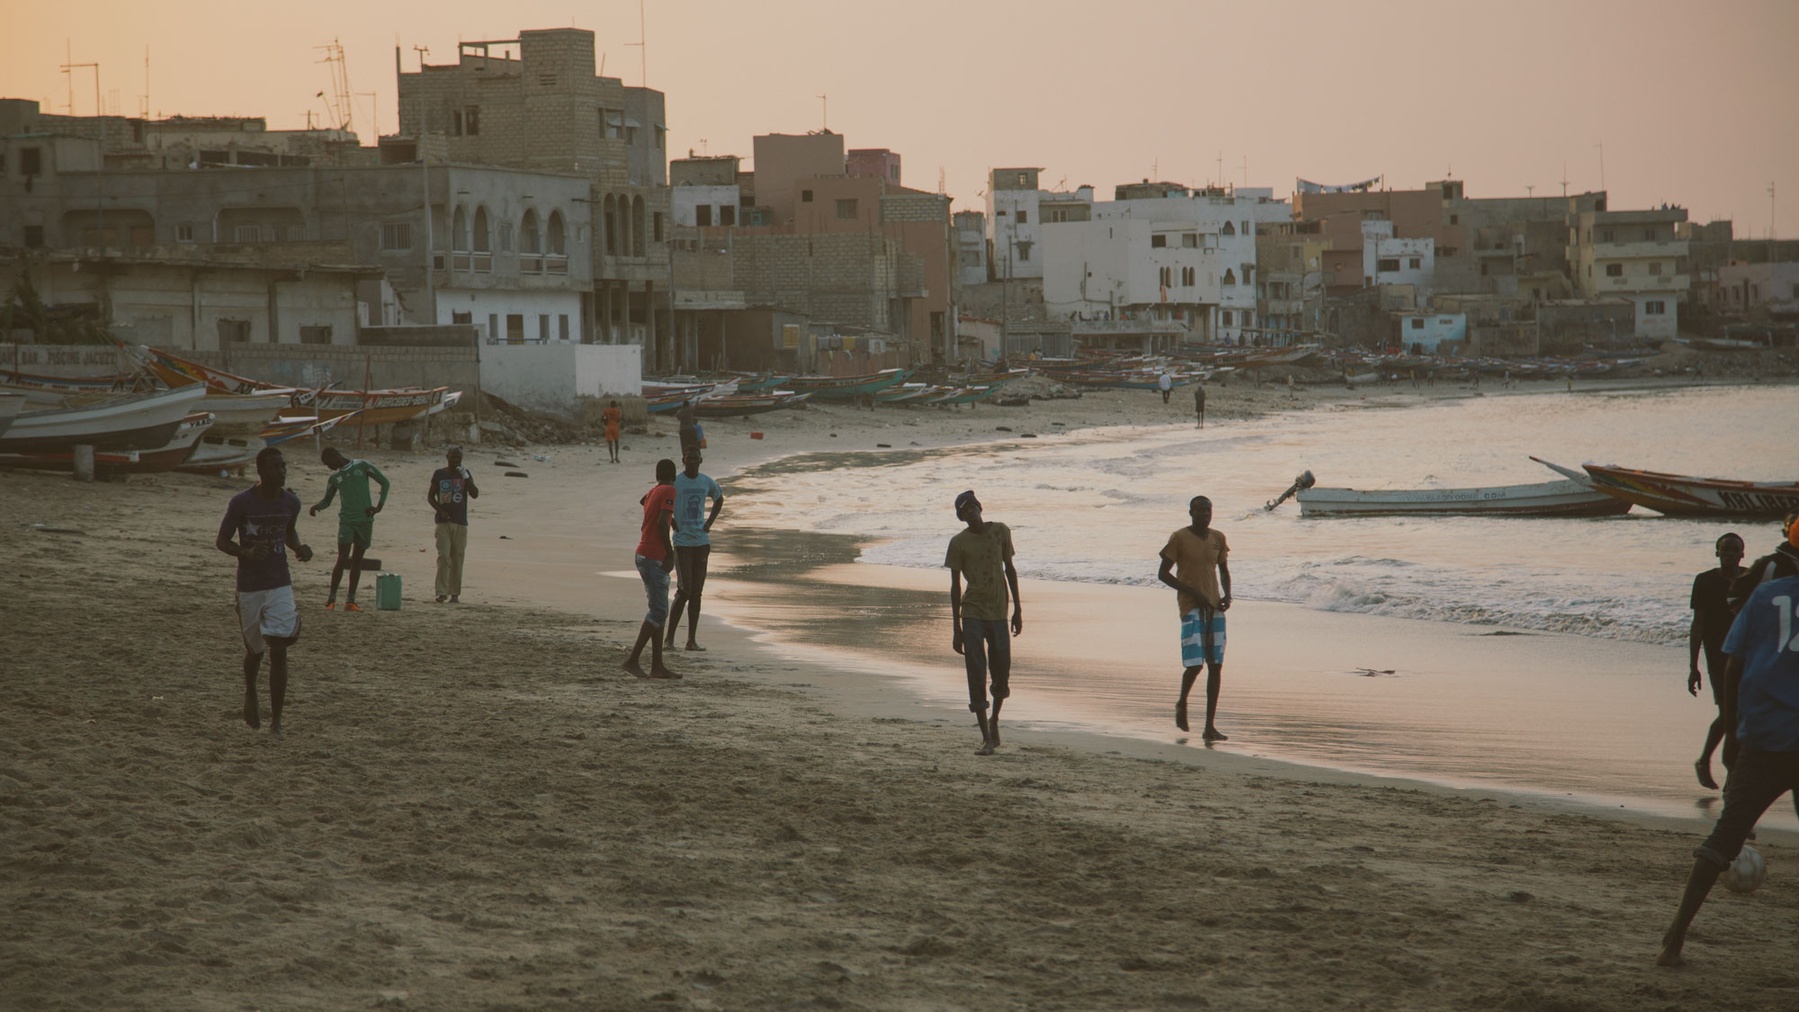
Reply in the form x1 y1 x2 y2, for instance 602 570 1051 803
426 445 480 604
664 446 724 652
216 447 314 735
1657 567 1799 966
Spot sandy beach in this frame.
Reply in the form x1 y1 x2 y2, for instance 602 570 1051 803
4 380 1797 1010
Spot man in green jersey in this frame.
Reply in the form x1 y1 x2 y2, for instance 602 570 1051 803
308 446 390 612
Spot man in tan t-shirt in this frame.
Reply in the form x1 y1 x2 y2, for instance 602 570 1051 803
946 489 1023 755
1157 495 1233 741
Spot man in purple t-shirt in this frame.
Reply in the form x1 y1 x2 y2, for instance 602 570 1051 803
216 447 313 735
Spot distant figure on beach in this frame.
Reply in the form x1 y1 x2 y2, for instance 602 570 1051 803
1159 495 1233 741
1158 370 1173 404
1655 553 1799 967
308 447 389 612
665 447 725 652
217 447 313 735
1689 533 1746 788
1193 383 1207 429
624 458 679 679
677 400 702 456
946 489 1022 756
602 400 623 464
427 445 479 604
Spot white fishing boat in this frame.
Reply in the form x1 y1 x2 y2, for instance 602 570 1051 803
1297 475 1632 518
0 392 25 439
0 412 213 474
0 385 207 454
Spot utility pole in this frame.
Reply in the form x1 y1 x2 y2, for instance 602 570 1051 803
817 94 828 132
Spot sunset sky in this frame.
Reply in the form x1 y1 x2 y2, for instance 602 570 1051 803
4 0 1795 235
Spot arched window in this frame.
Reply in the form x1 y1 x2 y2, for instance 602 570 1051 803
1221 220 1236 236
603 195 617 255
521 210 541 255
473 207 491 252
452 206 470 251
1222 268 1237 285
632 195 646 257
547 210 566 255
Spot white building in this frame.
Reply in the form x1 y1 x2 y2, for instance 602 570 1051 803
986 167 1094 280
1567 207 1690 340
1042 183 1259 344
1362 220 1436 289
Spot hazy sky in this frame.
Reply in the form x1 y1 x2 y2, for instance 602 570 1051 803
5 0 1796 235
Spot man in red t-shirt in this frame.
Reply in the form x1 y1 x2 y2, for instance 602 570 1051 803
625 458 679 679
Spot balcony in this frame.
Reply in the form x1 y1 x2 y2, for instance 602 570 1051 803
1591 239 1684 260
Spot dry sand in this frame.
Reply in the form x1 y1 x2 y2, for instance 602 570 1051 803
3 383 1796 1010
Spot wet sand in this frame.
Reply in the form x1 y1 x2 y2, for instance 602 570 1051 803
2 386 1796 1009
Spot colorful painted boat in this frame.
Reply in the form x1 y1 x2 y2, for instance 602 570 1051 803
291 386 449 427
178 412 363 475
1 368 149 404
1573 462 1799 518
1297 475 1631 518
200 389 300 434
0 411 213 474
691 391 811 418
127 344 288 395
0 385 207 453
785 368 911 399
728 373 794 394
875 382 942 404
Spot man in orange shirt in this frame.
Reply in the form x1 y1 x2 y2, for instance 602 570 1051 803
1158 495 1233 741
601 400 623 464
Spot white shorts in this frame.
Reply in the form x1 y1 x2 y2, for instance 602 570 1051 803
236 586 300 654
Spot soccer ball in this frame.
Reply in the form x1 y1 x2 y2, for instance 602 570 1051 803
1724 845 1767 894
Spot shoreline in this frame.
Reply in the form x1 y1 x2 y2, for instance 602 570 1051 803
4 374 1796 1007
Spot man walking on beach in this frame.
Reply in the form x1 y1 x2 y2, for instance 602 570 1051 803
1193 383 1207 429
665 447 724 652
624 458 679 679
1656 538 1799 967
217 447 313 735
602 400 623 464
1159 495 1233 741
427 445 479 604
1158 370 1173 404
677 400 702 456
308 447 389 612
946 489 1022 756
1690 533 1745 788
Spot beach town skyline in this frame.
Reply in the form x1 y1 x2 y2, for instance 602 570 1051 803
3 0 1796 235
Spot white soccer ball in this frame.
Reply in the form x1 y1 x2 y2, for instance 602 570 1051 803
1724 845 1767 894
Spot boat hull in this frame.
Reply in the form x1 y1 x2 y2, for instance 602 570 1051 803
0 386 207 453
786 369 910 399
0 412 211 474
1580 464 1799 518
691 392 810 418
1298 479 1632 518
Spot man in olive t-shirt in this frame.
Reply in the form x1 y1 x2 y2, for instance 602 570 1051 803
946 489 1023 756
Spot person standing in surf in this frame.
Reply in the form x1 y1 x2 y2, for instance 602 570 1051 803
1159 495 1233 742
946 489 1022 756
1689 532 1746 788
665 446 724 652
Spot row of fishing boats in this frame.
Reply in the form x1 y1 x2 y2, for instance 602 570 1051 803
642 367 1023 416
1268 459 1799 520
0 345 458 477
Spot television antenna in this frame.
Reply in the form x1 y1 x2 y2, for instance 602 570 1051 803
622 0 647 86
60 41 99 117
316 38 354 132
817 94 828 132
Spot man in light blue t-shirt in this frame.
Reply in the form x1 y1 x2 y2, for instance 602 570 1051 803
665 446 725 652
1657 570 1799 967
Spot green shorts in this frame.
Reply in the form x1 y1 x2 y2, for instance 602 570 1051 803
337 518 374 550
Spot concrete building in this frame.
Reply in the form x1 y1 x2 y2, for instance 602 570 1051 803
750 131 845 224
986 168 1097 281
0 98 373 172
0 125 592 348
1042 182 1260 346
1394 310 1467 353
1362 221 1436 289
1255 233 1328 344
1716 261 1799 317
847 148 901 185
670 154 742 228
1567 207 1690 339
954 210 988 288
394 28 673 364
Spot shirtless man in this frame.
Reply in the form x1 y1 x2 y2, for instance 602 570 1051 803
216 447 313 735
1159 495 1233 741
1689 533 1745 788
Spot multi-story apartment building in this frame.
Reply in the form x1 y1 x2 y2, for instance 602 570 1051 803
1041 181 1260 346
394 28 672 361
1567 207 1690 339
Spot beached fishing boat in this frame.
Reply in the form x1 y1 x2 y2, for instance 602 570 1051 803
1296 476 1632 518
726 373 793 394
1 368 147 404
178 411 363 475
291 386 449 427
875 382 942 405
927 385 998 406
0 392 24 439
691 391 811 418
785 368 911 399
0 411 213 475
198 389 299 433
0 385 207 453
1569 462 1799 518
127 344 288 395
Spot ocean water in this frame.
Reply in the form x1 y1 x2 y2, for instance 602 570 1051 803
710 383 1799 822
729 384 1795 648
